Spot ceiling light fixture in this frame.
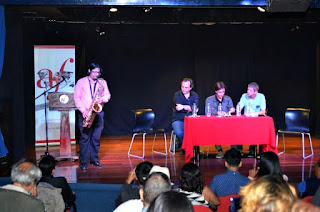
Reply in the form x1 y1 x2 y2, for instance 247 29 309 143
144 7 152 13
257 6 266 12
109 7 118 13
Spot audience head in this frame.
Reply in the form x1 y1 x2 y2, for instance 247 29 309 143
39 155 56 177
140 172 171 206
135 161 153 186
225 148 242 169
259 151 282 177
240 175 296 212
148 191 194 212
180 163 204 194
11 159 42 186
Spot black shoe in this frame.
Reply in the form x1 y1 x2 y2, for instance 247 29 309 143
247 152 255 158
90 161 103 167
80 164 88 170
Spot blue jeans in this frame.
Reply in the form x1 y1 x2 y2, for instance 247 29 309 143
78 112 104 164
172 120 184 147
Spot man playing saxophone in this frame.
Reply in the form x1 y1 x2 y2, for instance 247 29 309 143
74 63 111 170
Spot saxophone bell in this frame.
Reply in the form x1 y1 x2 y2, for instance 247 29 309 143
92 102 103 113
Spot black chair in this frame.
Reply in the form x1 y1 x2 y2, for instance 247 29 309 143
276 108 314 159
128 109 168 158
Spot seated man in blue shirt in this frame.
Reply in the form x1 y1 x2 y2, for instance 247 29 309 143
209 148 249 197
236 82 266 157
172 78 199 150
205 81 235 158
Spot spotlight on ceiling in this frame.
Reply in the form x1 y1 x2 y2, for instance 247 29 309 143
257 6 266 12
144 7 152 13
109 7 118 13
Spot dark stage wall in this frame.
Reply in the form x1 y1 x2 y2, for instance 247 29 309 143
1 10 320 160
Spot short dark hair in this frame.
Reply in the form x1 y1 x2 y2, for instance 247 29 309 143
248 82 259 91
180 163 204 194
259 151 282 177
181 78 194 88
39 155 56 176
135 161 153 185
88 62 103 74
214 81 226 91
148 191 194 212
143 172 171 204
225 148 241 167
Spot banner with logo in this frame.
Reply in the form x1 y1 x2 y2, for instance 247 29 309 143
34 45 76 146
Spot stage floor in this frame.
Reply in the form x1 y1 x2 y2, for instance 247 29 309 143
1 135 319 185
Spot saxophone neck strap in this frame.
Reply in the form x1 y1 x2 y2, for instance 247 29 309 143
88 77 98 99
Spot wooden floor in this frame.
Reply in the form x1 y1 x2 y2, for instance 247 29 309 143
1 135 319 185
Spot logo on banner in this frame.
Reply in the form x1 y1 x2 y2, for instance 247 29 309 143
36 58 75 92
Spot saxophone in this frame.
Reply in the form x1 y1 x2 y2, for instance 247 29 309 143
83 79 104 128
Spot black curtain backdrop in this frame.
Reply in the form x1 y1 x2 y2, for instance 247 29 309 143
2 10 320 160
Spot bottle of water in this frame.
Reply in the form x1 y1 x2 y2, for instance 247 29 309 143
218 103 222 117
245 104 251 117
192 103 197 117
206 102 211 117
236 103 241 117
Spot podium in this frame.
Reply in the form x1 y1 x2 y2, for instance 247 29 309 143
48 92 78 161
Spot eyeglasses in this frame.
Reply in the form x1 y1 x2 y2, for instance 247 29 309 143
91 71 101 75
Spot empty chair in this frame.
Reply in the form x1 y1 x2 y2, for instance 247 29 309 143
128 109 168 158
277 108 314 159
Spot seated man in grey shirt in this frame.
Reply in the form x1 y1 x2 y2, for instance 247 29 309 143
205 81 235 158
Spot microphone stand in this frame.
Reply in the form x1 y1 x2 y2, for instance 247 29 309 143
35 77 66 157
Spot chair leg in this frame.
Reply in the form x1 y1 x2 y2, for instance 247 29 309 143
302 133 314 159
277 133 285 155
152 133 168 156
128 133 145 159
169 130 176 155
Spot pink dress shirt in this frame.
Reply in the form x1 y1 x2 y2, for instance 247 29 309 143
74 76 111 114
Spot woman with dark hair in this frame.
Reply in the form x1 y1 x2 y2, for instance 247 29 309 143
248 151 288 181
148 191 194 212
177 163 220 211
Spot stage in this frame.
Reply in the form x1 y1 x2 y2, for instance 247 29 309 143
1 135 319 185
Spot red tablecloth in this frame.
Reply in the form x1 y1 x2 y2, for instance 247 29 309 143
182 115 278 162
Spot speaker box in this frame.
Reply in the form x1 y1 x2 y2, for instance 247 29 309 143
267 0 312 12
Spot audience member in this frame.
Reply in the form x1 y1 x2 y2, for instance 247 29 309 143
298 159 320 198
148 191 194 212
115 161 153 206
114 171 171 212
0 159 45 212
37 181 65 212
172 78 199 150
239 175 296 212
205 82 235 158
39 155 76 208
209 148 249 197
177 163 220 211
248 151 288 181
